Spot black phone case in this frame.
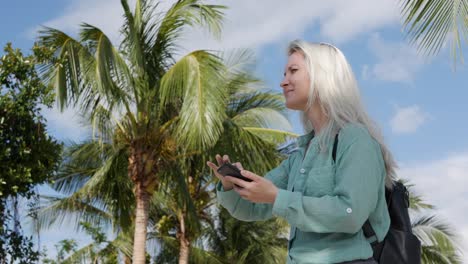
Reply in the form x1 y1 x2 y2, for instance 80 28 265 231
217 163 252 182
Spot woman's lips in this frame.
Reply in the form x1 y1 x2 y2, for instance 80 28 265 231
284 90 294 96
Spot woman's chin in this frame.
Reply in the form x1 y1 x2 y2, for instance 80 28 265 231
285 102 303 111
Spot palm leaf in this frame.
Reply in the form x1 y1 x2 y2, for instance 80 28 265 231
242 127 298 145
400 0 468 65
37 27 91 110
404 181 435 211
40 141 134 232
159 50 227 150
412 214 463 263
62 242 95 264
228 92 287 119
149 0 225 77
36 194 113 232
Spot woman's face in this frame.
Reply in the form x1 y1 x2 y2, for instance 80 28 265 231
280 52 311 111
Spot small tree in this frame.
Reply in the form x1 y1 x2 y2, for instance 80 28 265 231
0 43 62 263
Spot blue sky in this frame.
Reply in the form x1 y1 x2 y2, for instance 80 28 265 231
2 0 468 261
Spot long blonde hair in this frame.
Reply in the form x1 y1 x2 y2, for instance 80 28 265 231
288 40 396 188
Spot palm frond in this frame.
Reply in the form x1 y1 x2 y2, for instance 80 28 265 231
213 124 285 176
36 27 91 110
159 50 227 150
36 194 113 232
189 245 224 264
242 127 298 145
62 242 96 264
232 107 291 131
53 141 107 195
220 49 264 96
403 181 435 211
148 0 226 80
412 214 463 263
120 0 146 74
79 23 136 126
45 141 134 232
208 207 288 264
221 49 257 75
400 0 468 65
228 92 287 119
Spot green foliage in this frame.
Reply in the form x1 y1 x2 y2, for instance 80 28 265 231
149 50 295 263
0 43 62 263
0 43 62 199
400 0 468 66
407 184 464 263
208 207 288 264
41 222 123 264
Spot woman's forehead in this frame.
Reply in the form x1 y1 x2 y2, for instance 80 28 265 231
286 52 306 66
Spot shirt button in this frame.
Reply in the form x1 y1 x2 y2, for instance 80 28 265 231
346 208 353 214
299 168 306 174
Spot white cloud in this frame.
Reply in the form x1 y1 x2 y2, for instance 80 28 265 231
398 153 468 262
180 0 398 52
390 105 429 134
29 0 125 43
362 33 426 83
41 106 90 142
30 0 400 52
319 0 399 43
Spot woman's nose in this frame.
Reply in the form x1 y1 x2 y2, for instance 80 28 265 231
280 77 288 89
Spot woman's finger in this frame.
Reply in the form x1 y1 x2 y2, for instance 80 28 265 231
234 162 244 170
225 176 249 188
234 185 248 198
240 170 262 182
223 154 231 164
207 161 223 180
206 161 218 170
215 154 224 166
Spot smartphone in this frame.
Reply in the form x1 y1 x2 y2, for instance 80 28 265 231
217 163 253 182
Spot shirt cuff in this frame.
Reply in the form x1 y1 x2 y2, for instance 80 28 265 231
216 181 241 209
272 188 289 218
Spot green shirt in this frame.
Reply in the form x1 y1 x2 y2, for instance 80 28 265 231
216 124 390 264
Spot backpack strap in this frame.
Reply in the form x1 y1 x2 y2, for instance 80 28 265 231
363 220 379 246
332 133 339 162
332 133 379 247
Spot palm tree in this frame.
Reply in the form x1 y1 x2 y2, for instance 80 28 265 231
37 0 227 261
35 141 134 262
36 47 297 263
147 51 297 263
400 0 468 66
406 182 464 263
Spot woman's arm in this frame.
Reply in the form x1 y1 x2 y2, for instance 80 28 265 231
216 157 290 221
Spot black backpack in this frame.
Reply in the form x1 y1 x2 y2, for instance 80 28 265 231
332 134 421 264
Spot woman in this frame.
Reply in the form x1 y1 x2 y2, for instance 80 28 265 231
207 40 396 264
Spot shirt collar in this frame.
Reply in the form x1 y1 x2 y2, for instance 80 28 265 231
296 130 315 147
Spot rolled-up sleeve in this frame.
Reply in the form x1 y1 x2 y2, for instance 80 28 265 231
272 135 384 234
216 157 291 221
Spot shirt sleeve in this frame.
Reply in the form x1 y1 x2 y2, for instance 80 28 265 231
216 156 291 222
272 135 383 233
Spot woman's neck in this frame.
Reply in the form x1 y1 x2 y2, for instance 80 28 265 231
306 103 328 134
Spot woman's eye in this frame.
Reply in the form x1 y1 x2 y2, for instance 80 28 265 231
291 69 298 73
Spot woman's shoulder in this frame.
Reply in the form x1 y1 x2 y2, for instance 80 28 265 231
338 123 375 148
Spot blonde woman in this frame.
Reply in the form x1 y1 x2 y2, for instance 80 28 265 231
207 40 395 264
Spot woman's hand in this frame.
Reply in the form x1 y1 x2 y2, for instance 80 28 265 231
225 170 278 204
207 154 236 191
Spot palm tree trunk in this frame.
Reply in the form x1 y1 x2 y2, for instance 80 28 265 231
133 182 150 264
129 143 157 264
178 211 190 264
